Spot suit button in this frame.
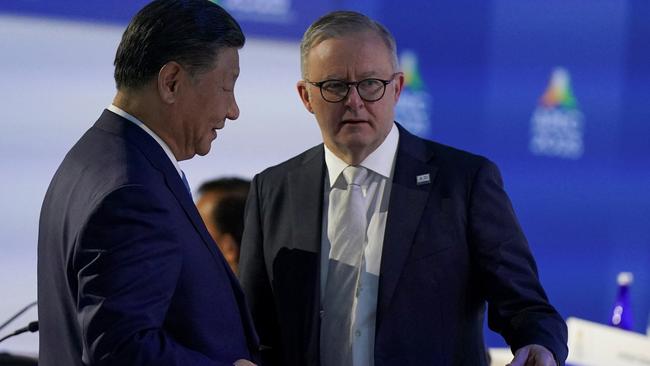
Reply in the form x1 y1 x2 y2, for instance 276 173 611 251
355 330 361 337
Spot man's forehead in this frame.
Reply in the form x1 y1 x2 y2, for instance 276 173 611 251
213 53 240 80
309 35 391 61
221 67 239 81
308 49 393 79
214 47 240 66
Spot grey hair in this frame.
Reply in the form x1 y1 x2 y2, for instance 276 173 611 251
299 11 398 78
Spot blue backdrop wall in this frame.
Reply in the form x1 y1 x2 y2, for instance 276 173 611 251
2 0 648 348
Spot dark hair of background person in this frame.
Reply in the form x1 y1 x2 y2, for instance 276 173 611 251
114 0 245 90
197 177 250 197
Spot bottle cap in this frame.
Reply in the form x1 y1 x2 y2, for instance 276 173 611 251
617 272 634 286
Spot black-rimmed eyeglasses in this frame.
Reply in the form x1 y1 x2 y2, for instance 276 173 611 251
305 73 401 103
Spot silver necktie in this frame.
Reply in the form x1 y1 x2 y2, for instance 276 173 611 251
321 165 368 366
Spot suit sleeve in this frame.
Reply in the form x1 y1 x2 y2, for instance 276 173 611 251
239 175 283 366
468 160 568 365
74 185 232 366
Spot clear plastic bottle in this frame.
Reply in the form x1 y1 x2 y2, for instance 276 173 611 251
610 272 634 331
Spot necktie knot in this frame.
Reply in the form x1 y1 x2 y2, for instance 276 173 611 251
342 165 367 187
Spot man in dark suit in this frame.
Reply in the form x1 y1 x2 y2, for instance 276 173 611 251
37 1 258 365
239 11 567 366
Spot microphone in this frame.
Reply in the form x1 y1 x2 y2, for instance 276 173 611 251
0 301 37 333
0 321 39 344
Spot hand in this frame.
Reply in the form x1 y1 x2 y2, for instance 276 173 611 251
233 359 257 366
507 344 557 366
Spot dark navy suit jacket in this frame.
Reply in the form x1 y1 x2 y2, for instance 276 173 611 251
239 124 567 366
38 110 259 366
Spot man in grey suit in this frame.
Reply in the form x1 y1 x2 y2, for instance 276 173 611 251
239 10 567 366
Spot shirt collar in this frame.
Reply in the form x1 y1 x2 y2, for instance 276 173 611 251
107 104 183 178
324 122 399 186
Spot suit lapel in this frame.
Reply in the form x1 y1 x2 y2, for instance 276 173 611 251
377 126 438 330
288 146 325 255
163 167 234 270
287 146 325 361
157 156 262 347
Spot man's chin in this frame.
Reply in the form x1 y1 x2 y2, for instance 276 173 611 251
194 144 212 157
337 133 373 149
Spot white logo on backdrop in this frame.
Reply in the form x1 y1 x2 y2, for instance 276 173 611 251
396 50 432 137
222 0 292 21
529 67 585 159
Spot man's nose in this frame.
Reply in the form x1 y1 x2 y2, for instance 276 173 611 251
343 85 364 109
227 98 240 120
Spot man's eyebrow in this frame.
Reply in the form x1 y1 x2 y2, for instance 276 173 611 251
320 71 382 80
358 71 380 78
320 74 345 80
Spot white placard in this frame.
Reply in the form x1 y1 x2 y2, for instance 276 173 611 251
567 317 650 366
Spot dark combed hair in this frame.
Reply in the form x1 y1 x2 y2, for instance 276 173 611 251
114 0 245 90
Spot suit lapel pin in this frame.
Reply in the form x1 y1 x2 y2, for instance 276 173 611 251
416 173 431 185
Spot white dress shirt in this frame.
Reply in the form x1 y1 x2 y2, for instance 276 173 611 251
107 104 183 179
321 123 399 366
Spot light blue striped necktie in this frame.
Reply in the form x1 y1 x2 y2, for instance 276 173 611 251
180 170 191 195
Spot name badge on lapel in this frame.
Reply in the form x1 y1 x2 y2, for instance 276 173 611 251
416 173 431 185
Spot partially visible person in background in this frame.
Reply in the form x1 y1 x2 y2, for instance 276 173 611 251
197 177 250 274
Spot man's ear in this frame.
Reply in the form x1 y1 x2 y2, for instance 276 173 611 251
158 61 183 104
392 71 405 103
297 80 314 114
